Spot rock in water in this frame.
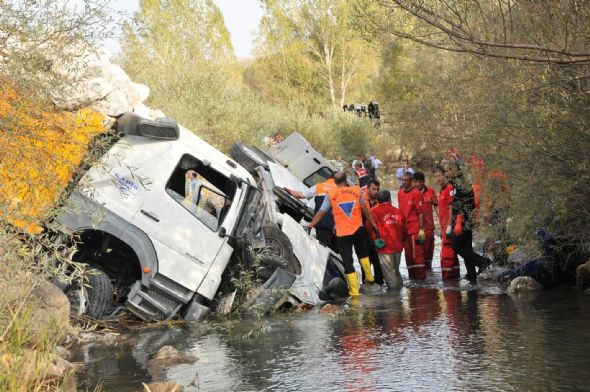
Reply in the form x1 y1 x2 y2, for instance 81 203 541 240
151 346 198 366
576 261 590 290
507 276 542 295
320 303 340 314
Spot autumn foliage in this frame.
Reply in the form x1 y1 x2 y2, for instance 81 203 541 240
0 79 108 233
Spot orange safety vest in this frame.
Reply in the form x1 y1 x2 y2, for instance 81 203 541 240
316 178 337 195
327 185 363 237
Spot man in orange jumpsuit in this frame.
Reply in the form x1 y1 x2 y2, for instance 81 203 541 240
433 166 460 279
307 172 379 296
397 172 426 280
412 172 437 271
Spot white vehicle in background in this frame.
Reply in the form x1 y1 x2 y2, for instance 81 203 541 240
267 133 336 187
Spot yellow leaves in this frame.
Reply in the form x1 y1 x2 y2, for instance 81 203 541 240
0 80 108 234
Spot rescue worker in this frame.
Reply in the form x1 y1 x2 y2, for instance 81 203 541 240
354 160 370 191
285 175 338 252
397 172 427 280
445 158 491 283
371 190 406 288
412 172 437 271
433 166 460 279
307 172 380 296
363 180 384 285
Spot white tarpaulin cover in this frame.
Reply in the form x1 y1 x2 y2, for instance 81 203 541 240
281 214 329 305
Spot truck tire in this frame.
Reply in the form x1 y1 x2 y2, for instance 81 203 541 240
230 143 274 174
67 268 113 319
260 226 301 275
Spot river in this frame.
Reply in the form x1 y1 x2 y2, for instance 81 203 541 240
73 272 590 391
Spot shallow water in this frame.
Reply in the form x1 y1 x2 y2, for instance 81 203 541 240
73 275 590 392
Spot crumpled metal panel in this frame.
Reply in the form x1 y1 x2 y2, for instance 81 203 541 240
281 214 329 305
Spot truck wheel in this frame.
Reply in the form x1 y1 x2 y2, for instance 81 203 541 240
67 268 113 319
230 143 274 174
260 226 301 275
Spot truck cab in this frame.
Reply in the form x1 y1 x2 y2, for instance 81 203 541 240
56 111 261 321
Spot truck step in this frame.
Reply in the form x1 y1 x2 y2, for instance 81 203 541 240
125 281 183 321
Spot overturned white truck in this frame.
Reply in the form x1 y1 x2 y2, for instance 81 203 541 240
55 111 345 322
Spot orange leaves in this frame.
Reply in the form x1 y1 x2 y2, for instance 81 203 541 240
0 80 108 233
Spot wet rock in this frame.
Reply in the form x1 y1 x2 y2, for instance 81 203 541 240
576 261 590 290
151 346 198 366
28 281 72 343
507 276 542 295
143 381 183 392
54 345 72 361
320 303 340 314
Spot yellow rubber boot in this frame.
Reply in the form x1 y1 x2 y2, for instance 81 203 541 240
359 257 375 283
346 272 360 296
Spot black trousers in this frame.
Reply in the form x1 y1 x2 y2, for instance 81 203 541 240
451 229 489 278
316 227 338 253
336 228 369 274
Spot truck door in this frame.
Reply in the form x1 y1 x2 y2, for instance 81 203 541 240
132 153 237 292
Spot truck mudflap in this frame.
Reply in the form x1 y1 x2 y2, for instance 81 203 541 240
125 273 194 321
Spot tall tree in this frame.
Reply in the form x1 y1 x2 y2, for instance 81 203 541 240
252 0 378 109
121 0 236 78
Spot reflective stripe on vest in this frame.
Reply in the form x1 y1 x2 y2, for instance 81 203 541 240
327 185 363 237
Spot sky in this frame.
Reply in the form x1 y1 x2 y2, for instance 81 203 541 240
87 0 263 58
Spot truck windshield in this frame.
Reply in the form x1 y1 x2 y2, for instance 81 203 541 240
303 166 334 187
165 154 237 231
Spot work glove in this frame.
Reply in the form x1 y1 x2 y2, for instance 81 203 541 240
416 229 426 244
453 215 464 237
374 238 386 249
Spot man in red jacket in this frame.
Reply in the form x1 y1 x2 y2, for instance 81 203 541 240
397 172 426 280
412 172 438 271
433 166 460 279
371 190 406 288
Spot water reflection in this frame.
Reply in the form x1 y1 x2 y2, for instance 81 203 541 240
73 287 590 392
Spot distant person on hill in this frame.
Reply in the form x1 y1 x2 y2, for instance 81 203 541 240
368 102 376 119
395 158 414 188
